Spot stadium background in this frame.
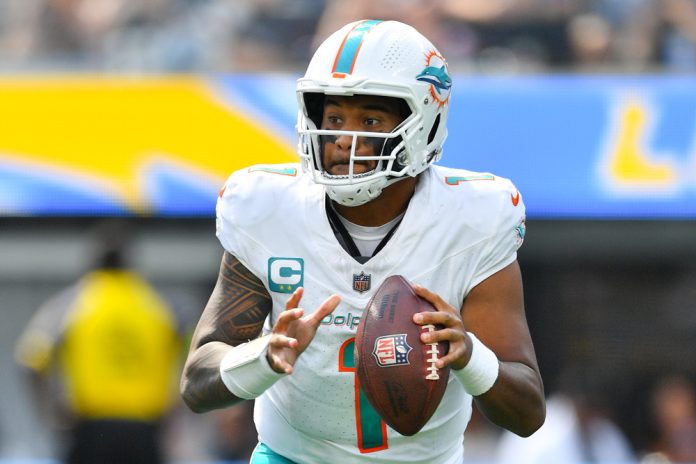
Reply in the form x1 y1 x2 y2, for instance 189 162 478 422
1 0 696 462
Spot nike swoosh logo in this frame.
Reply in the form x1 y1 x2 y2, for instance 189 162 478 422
511 191 520 206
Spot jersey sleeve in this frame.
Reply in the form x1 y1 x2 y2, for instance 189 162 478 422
216 170 265 277
215 170 245 258
467 178 526 293
215 165 295 280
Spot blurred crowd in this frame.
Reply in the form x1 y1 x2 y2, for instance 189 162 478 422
0 0 695 73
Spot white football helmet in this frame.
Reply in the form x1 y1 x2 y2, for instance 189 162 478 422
297 20 451 206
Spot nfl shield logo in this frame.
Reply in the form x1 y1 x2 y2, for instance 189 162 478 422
353 271 371 293
372 334 412 367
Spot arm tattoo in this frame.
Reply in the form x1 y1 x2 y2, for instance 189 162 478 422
182 252 273 411
204 252 273 346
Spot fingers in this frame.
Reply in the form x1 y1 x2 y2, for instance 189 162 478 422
420 326 462 345
413 284 461 325
276 292 339 333
274 307 304 333
267 354 293 374
435 345 470 370
413 309 459 326
268 334 299 374
285 287 304 310
271 333 299 350
307 294 341 325
413 284 452 313
412 284 471 369
267 350 294 374
420 327 470 369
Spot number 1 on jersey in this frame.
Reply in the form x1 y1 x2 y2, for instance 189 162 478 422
339 337 388 453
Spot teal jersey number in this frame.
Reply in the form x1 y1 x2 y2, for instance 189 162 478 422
338 338 388 453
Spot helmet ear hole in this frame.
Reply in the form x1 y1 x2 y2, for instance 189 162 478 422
304 93 325 127
427 113 441 145
398 100 412 120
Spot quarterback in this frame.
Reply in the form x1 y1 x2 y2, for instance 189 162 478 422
181 20 545 464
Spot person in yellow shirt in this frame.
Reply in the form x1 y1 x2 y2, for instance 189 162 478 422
15 219 183 464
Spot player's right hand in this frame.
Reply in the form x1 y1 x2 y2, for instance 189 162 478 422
267 288 340 374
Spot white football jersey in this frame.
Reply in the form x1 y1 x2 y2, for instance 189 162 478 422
216 163 526 464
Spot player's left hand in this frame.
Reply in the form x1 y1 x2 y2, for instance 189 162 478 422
412 284 473 371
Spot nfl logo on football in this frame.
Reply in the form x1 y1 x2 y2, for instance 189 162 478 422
353 271 371 293
372 334 412 367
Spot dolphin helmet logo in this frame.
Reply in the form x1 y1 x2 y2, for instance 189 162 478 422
417 65 451 92
416 50 451 107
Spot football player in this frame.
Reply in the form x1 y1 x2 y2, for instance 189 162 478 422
181 19 545 464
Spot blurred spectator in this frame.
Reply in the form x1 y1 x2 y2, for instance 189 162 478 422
574 0 661 71
567 13 613 70
14 218 183 464
496 366 635 463
659 0 696 72
29 0 149 68
0 0 42 63
438 0 582 72
644 375 696 462
233 0 326 71
100 0 256 72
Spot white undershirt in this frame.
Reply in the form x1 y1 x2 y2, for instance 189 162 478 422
335 212 405 257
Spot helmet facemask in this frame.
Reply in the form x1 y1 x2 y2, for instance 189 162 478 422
298 93 422 206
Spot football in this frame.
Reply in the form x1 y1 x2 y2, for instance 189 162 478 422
354 275 450 436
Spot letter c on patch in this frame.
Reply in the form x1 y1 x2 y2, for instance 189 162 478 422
268 258 304 293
